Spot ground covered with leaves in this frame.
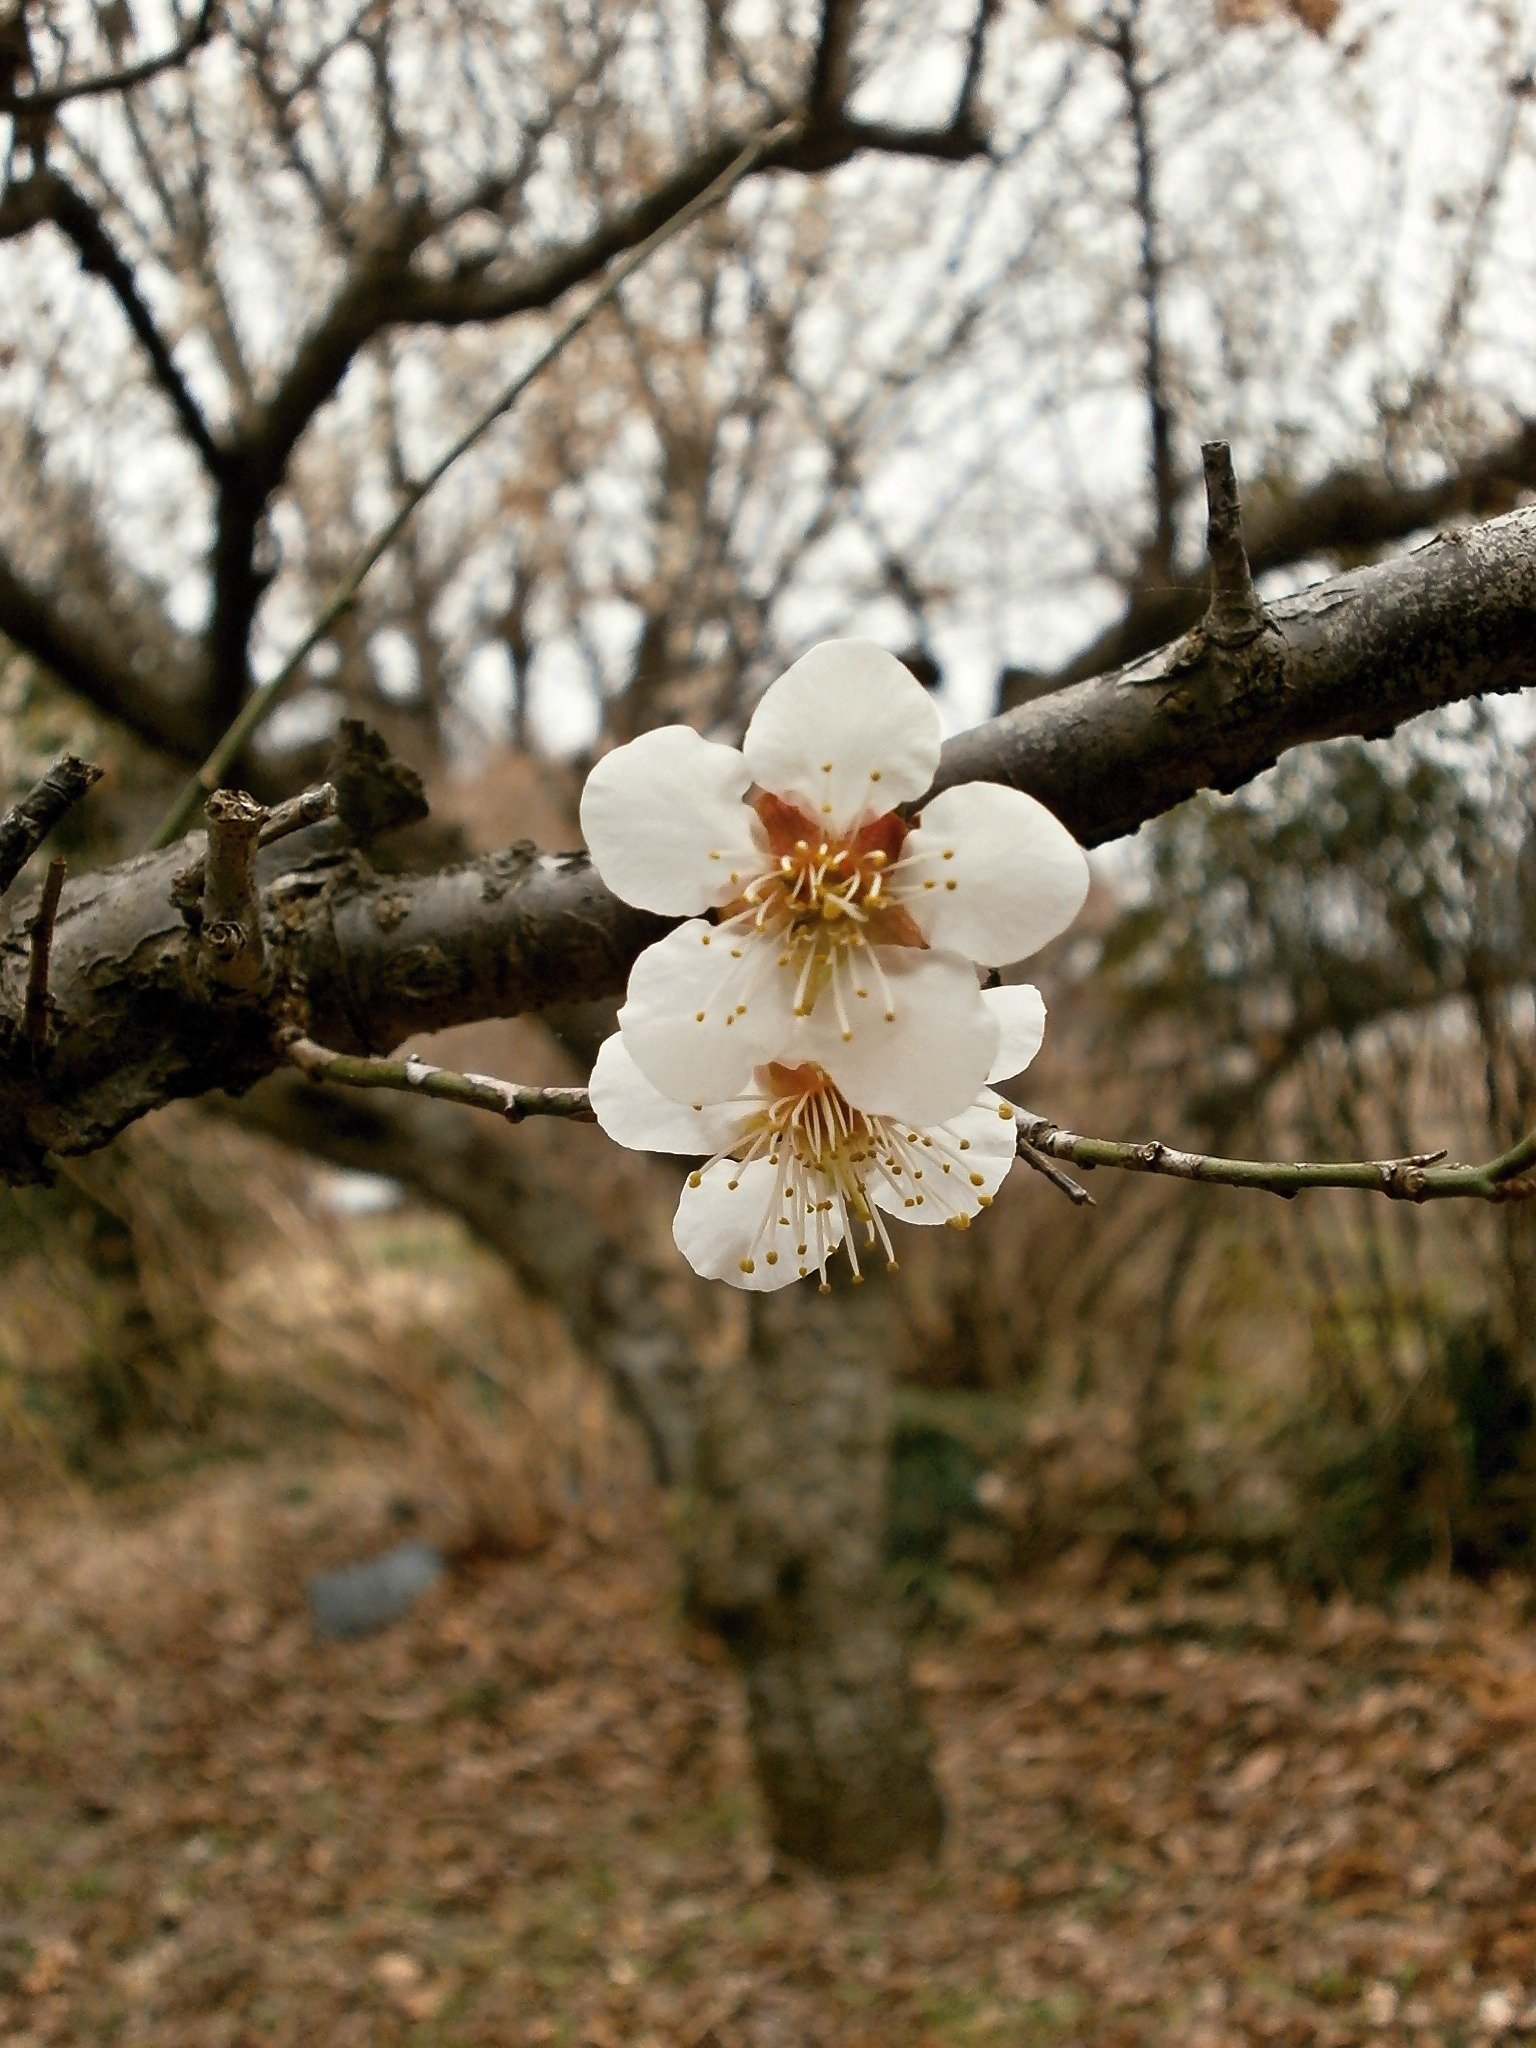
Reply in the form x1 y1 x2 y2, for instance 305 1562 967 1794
1 1453 1534 2048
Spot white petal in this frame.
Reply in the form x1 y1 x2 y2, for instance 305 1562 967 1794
742 640 941 833
897 784 1089 966
588 1033 745 1155
872 1090 1018 1225
617 920 800 1107
580 725 765 915
795 946 998 1127
673 1157 832 1290
984 983 1046 1083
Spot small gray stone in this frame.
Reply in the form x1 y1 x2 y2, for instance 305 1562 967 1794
307 1541 446 1640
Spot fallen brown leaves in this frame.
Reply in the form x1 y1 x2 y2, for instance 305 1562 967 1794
1 1461 1534 2046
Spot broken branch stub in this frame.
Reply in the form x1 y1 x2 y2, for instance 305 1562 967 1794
1200 440 1269 649
200 788 268 991
0 754 102 898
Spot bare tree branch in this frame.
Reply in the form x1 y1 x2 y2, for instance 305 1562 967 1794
199 789 266 991
152 117 800 847
1111 5 1178 576
942 503 1536 834
956 0 1001 130
0 0 219 116
1199 439 1268 647
0 169 221 471
1012 1113 1536 1204
278 1033 595 1126
1000 419 1536 707
0 504 1532 1179
0 753 100 897
0 542 210 757
808 0 861 125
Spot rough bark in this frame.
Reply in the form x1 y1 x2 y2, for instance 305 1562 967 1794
1000 421 1536 708
937 507 1536 830
2 505 1534 1179
685 1271 944 1873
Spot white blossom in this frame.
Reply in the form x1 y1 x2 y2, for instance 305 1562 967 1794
587 984 1046 1292
579 639 1089 1127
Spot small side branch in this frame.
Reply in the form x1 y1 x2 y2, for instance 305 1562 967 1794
261 780 339 848
1200 440 1268 648
1014 1133 1095 1206
0 754 101 897
173 779 337 915
278 1032 595 1126
22 856 65 1053
200 788 267 990
1013 1112 1536 1205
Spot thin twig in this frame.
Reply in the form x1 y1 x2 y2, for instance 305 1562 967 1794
1200 440 1268 648
260 780 338 848
1014 1133 1095 1206
149 116 796 851
23 856 65 1051
0 754 101 897
1013 1111 1536 1205
278 1032 596 1126
172 780 337 906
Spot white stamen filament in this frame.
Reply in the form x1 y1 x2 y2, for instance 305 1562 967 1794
698 1064 996 1288
708 814 918 1034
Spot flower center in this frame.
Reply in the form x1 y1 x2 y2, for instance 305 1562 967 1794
687 1062 999 1291
714 794 926 1028
758 1059 884 1183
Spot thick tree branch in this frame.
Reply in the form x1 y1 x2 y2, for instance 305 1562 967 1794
955 501 1536 836
808 0 861 124
154 122 798 847
1000 420 1536 708
0 541 213 757
0 0 218 115
245 109 989 507
2 505 1534 1178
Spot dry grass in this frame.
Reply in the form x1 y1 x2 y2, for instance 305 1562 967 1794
0 1105 636 1562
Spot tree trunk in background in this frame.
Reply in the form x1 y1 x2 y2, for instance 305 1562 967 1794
224 1077 945 1874
684 1272 945 1874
